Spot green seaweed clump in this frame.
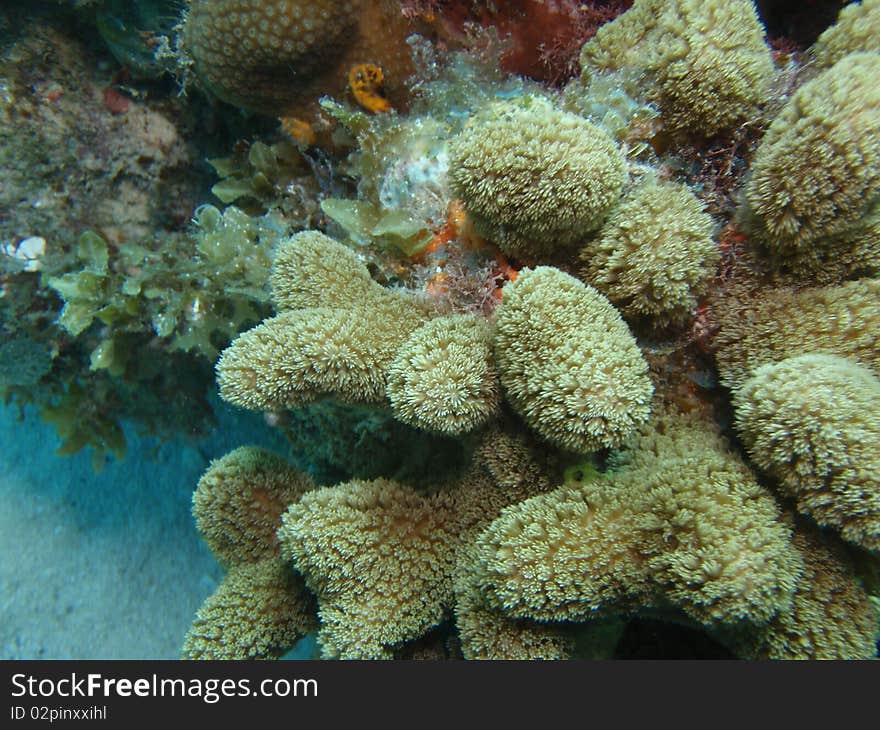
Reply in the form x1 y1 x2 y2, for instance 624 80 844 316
46 216 280 364
206 139 323 223
0 206 292 468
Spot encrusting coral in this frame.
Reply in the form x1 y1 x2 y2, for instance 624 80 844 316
741 52 880 274
811 0 880 69
182 447 318 659
452 540 575 661
579 177 718 328
729 522 879 660
577 0 776 136
494 266 653 452
448 95 627 260
733 353 880 551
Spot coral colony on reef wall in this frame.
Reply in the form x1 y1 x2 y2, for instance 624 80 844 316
3 1 879 658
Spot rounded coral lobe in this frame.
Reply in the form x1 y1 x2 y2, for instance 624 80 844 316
449 96 627 259
733 353 880 551
494 266 653 452
192 446 314 566
743 52 880 253
386 315 500 435
183 0 414 116
185 0 362 113
580 176 718 328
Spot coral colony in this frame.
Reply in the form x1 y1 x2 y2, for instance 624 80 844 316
3 1 880 657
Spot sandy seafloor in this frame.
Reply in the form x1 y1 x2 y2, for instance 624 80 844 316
0 396 316 659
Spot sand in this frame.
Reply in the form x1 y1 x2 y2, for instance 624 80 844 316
0 396 298 659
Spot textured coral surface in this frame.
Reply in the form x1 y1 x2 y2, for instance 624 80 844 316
3 1 879 661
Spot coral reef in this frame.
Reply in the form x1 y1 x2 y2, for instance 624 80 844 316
733 354 880 551
578 0 776 135
181 16 880 653
7 1 880 660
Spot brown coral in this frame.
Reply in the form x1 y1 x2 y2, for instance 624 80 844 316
578 0 775 135
274 427 557 659
494 266 653 452
733 354 880 551
216 231 427 411
192 446 314 566
182 447 319 659
730 524 878 660
449 96 627 259
453 541 574 660
183 0 416 117
579 176 718 328
742 53 880 265
811 0 880 69
277 478 463 659
385 315 501 435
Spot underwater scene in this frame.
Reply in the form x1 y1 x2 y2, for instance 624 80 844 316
1 0 879 661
